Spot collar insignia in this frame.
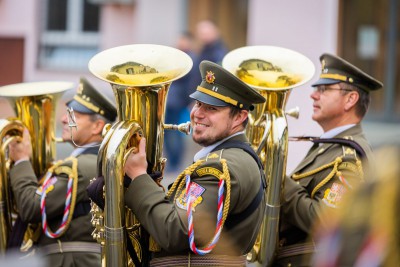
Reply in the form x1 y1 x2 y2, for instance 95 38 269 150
208 153 219 159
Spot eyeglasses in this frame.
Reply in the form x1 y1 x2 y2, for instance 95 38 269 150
314 85 353 94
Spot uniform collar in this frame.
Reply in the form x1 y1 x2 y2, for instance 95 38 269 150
70 142 100 157
320 124 356 139
193 131 245 162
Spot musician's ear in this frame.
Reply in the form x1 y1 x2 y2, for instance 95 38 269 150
92 119 106 135
344 91 359 112
232 109 248 128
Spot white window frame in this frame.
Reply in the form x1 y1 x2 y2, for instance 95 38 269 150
39 0 100 70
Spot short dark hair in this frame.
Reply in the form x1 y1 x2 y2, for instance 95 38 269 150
229 106 249 128
339 82 370 118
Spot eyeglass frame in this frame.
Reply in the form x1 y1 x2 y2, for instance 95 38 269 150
314 84 354 94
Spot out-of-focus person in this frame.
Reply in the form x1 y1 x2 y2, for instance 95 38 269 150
7 78 116 267
273 53 383 266
189 20 228 92
164 32 197 172
312 145 400 267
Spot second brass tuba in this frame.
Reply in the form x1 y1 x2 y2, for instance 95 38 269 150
0 81 73 254
223 46 315 266
88 44 193 267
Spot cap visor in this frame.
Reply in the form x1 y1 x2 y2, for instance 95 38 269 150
189 91 229 107
311 78 341 87
66 100 95 114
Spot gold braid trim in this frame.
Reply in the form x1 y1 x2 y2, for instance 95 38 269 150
356 159 364 180
46 156 79 237
220 159 231 228
166 160 205 200
21 158 79 250
292 157 343 198
166 158 232 250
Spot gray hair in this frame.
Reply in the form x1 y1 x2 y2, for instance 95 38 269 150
339 82 370 118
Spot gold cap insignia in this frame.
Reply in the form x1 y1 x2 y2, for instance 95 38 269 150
205 71 215 84
77 84 84 94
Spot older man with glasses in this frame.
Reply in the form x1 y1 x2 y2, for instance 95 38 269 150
272 53 383 267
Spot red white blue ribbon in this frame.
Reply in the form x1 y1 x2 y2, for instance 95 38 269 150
186 173 225 255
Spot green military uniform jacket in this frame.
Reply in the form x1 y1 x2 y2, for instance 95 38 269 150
125 134 265 262
274 124 374 266
10 147 101 267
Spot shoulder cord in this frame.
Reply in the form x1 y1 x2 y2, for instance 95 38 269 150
292 157 343 198
40 156 79 238
166 158 232 255
292 154 364 198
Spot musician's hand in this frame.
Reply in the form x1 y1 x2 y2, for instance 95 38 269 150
8 129 32 163
124 138 148 180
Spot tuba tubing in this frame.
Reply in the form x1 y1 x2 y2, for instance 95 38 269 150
222 46 315 267
0 81 73 254
88 44 193 267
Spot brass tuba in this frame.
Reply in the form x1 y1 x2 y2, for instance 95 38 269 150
0 81 73 254
88 44 193 267
222 46 315 266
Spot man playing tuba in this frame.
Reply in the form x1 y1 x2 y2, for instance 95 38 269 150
8 78 116 267
123 60 266 266
273 54 383 266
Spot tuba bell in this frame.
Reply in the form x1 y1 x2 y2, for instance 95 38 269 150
88 44 193 267
222 46 315 266
0 81 73 254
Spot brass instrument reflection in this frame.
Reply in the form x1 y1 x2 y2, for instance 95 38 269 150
223 46 315 267
88 44 193 267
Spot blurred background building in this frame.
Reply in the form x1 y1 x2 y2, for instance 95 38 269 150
0 0 399 173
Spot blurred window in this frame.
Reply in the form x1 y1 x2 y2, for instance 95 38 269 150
339 0 399 122
39 0 100 71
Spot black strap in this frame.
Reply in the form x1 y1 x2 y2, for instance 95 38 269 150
7 216 28 251
225 183 264 229
126 233 142 267
212 139 266 229
73 201 91 218
291 136 366 158
214 140 266 188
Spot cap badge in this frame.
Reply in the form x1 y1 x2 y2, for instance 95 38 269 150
77 84 84 95
321 59 326 71
205 71 215 84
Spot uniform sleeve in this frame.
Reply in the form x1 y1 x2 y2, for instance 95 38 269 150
282 156 363 233
125 174 190 252
125 167 226 253
10 159 90 224
10 161 42 222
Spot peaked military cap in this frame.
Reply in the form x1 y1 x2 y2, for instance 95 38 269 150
312 53 383 92
66 77 117 122
190 60 265 110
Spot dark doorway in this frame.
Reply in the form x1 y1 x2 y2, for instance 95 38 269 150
0 37 24 86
